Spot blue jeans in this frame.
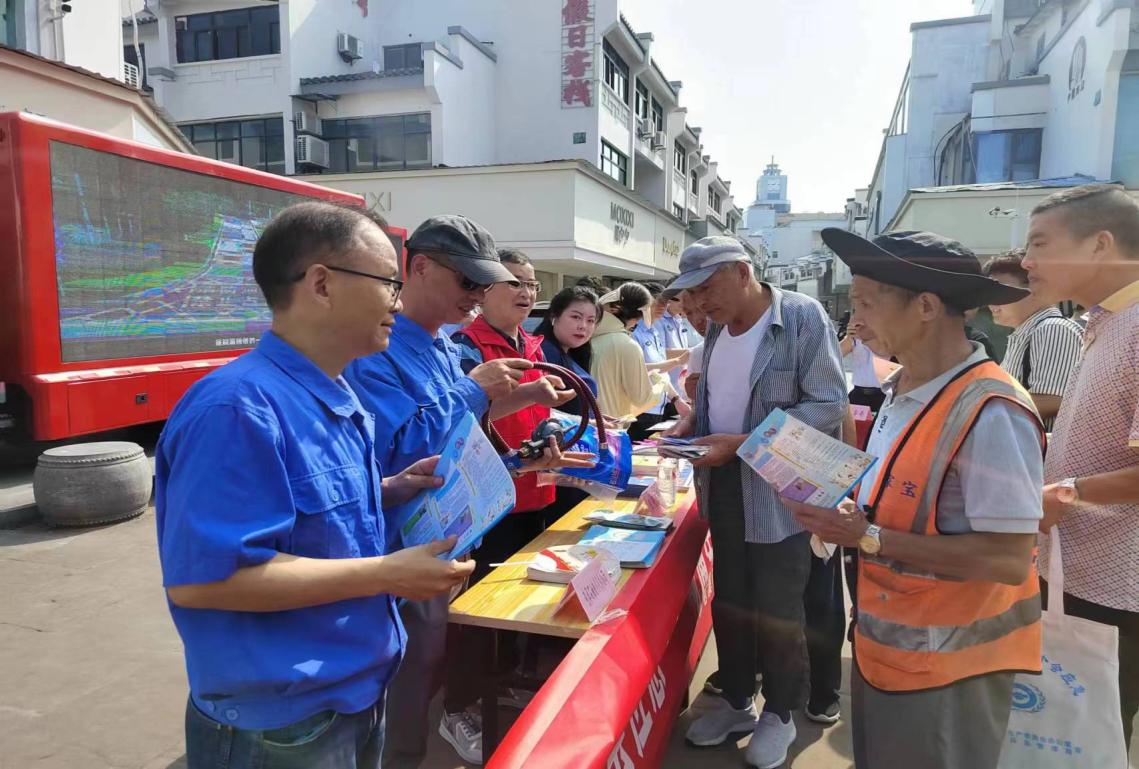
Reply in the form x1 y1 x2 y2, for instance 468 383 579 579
185 696 385 769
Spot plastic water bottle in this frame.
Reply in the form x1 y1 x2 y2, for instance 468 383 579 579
657 458 677 508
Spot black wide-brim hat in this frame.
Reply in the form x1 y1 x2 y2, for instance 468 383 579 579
821 228 1029 309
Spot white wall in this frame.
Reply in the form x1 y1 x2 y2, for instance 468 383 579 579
288 0 378 81
60 0 124 79
971 79 1050 132
765 215 845 264
907 19 990 190
574 171 654 268
1034 0 1133 180
432 32 496 167
141 1 288 123
880 133 908 230
308 162 682 275
368 0 607 167
310 164 578 246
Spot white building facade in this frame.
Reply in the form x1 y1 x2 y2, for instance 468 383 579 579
2 0 126 81
125 0 749 290
865 0 1138 239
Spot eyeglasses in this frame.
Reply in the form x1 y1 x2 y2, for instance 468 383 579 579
503 279 542 294
292 264 404 302
428 256 490 292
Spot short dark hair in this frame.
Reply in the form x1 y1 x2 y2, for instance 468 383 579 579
982 249 1029 283
575 275 608 294
497 247 531 267
534 286 601 370
253 202 377 309
607 282 652 324
1031 184 1139 257
642 281 665 299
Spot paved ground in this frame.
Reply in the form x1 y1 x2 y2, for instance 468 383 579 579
1 478 1135 768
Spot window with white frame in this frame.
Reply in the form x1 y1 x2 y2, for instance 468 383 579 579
674 142 687 174
601 140 628 185
603 40 629 103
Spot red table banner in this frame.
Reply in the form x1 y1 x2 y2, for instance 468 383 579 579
489 497 714 769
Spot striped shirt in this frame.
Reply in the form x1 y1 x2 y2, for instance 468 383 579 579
694 285 848 544
999 307 1083 430
1039 280 1139 612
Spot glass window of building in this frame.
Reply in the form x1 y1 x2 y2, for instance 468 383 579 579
321 113 432 173
601 141 628 186
603 40 629 103
175 6 280 63
973 129 1042 183
182 117 285 174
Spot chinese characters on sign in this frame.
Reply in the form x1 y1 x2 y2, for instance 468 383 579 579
607 665 668 768
215 337 258 348
561 0 595 108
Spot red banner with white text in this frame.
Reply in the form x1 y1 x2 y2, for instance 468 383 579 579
488 498 714 769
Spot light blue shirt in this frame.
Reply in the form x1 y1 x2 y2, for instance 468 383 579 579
632 320 668 415
654 310 691 392
857 344 1043 533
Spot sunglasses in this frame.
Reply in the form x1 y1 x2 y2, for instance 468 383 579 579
428 256 490 292
291 264 403 302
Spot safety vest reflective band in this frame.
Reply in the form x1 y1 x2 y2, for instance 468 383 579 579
855 360 1044 692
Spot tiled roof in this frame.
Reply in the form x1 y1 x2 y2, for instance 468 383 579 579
300 67 423 86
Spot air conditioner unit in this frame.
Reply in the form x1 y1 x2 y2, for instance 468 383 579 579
650 131 666 151
636 117 652 138
337 32 363 63
296 135 330 168
294 111 318 135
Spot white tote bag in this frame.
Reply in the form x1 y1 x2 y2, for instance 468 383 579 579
998 528 1127 768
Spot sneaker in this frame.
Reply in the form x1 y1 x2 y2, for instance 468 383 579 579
685 698 759 747
499 687 534 710
439 711 483 765
804 700 841 725
744 712 797 769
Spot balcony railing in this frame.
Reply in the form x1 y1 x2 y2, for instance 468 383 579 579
601 86 630 125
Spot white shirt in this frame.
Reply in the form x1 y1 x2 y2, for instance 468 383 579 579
856 344 1043 534
688 342 705 377
849 340 880 388
706 309 771 434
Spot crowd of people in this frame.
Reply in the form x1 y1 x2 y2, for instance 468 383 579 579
153 182 1139 769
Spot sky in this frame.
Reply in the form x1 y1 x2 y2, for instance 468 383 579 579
617 0 971 214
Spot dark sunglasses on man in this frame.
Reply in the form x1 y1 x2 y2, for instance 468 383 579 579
427 255 491 292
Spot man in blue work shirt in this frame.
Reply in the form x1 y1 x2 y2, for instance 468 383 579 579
345 215 583 767
156 202 475 769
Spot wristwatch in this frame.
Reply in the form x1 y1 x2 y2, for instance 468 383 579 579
1056 477 1081 505
859 524 883 556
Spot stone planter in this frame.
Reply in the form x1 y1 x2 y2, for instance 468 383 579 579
33 442 152 527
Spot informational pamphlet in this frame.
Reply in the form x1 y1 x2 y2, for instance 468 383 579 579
584 509 673 531
395 412 516 559
578 525 667 568
737 408 877 509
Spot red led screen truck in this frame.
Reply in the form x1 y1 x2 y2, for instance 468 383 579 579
0 112 403 442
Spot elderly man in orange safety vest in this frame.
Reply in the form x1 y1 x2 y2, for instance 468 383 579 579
783 228 1045 769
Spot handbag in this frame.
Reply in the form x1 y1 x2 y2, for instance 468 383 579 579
998 527 1127 768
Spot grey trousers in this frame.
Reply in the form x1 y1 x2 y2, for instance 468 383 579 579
382 593 449 769
852 662 1015 769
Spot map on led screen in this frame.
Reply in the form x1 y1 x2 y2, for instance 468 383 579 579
51 141 311 363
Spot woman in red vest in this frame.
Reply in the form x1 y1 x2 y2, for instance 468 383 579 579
452 248 558 569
